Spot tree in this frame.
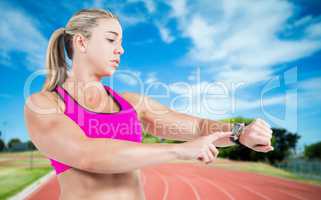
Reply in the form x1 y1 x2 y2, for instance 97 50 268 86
8 138 22 149
0 138 5 152
265 128 300 164
304 141 321 160
27 140 37 150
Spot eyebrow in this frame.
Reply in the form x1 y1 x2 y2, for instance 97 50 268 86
105 31 119 36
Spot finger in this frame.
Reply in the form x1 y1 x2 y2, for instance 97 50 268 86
206 149 214 164
208 144 219 158
253 145 274 152
253 135 271 146
203 152 210 163
197 152 205 162
199 149 209 163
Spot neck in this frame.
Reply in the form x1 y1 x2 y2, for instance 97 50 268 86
63 62 105 93
70 58 101 80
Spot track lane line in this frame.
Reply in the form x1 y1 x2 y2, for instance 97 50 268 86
189 174 236 200
175 175 201 200
149 169 169 200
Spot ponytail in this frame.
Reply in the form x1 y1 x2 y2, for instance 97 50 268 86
42 28 68 92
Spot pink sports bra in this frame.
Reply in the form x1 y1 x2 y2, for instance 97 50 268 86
49 84 143 175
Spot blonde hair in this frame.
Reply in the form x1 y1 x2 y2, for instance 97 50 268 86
42 8 119 92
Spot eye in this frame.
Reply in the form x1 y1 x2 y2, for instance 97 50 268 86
106 39 115 43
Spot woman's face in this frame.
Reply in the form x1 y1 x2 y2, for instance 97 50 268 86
84 18 124 77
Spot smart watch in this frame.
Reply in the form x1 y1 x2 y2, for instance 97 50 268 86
230 123 244 145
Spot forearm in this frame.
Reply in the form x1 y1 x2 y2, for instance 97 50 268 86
141 109 235 146
82 139 178 174
141 110 201 141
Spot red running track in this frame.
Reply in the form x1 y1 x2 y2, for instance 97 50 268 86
26 163 321 200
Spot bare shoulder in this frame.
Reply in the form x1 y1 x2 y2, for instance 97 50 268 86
24 91 64 118
119 91 144 104
119 91 170 116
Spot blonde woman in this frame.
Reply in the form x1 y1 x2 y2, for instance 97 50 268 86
24 8 273 200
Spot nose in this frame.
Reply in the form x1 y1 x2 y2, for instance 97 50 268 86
113 45 125 55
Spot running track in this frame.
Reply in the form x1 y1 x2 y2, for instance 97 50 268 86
26 163 321 200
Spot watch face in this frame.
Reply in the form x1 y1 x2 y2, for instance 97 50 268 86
232 123 243 138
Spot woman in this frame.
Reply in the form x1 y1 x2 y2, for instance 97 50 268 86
24 8 273 200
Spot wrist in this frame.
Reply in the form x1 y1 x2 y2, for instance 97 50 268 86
230 123 244 145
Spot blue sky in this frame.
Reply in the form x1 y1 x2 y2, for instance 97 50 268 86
0 0 320 152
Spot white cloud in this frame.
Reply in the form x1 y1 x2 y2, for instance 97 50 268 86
156 22 175 43
167 78 298 119
305 21 321 39
167 76 321 123
164 0 321 84
0 4 47 70
127 0 156 13
141 0 156 13
299 77 321 104
117 12 146 26
300 77 321 90
167 0 188 19
87 0 148 27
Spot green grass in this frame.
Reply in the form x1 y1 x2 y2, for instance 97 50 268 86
0 167 52 200
0 151 52 199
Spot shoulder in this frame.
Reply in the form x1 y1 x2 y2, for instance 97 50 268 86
119 91 170 116
119 91 150 108
24 91 64 117
119 91 145 104
24 91 68 137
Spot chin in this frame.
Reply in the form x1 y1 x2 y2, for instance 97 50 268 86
102 66 116 76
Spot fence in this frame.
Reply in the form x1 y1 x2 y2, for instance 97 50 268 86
274 158 321 180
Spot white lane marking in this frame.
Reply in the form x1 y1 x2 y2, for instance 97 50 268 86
274 188 308 200
176 175 201 200
263 178 316 192
239 185 271 200
9 170 55 200
190 174 235 200
222 171 311 200
150 169 169 200
220 171 276 200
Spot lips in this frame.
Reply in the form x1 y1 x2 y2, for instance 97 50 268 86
111 59 120 65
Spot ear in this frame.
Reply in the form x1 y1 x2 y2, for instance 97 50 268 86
73 33 88 53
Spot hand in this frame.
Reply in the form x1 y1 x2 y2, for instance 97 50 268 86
175 132 232 164
239 119 274 153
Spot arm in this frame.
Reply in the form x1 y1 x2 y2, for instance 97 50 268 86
24 92 178 174
120 92 274 151
120 92 235 147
